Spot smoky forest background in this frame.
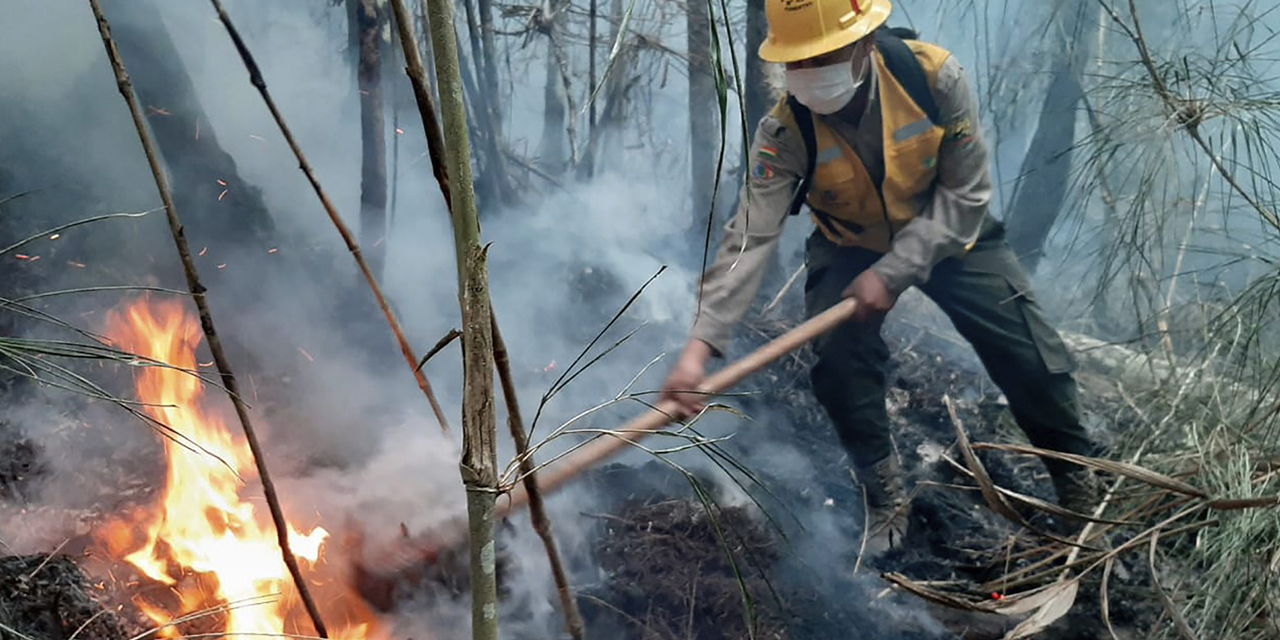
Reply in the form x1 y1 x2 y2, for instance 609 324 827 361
3 0 1280 639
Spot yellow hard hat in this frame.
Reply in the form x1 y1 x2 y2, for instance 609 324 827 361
758 0 891 63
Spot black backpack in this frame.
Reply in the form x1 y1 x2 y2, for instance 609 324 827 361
784 27 941 217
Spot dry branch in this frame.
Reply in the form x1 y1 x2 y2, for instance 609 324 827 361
205 0 452 434
1148 528 1200 640
1097 0 1280 231
85 2 329 635
388 0 453 210
492 314 586 640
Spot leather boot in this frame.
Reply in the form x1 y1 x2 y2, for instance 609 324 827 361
855 455 910 557
1050 465 1103 520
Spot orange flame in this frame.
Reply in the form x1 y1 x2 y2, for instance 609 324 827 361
101 297 371 639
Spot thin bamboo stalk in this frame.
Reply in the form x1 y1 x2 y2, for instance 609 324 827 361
204 0 452 434
422 0 500 637
85 2 329 636
386 5 585 636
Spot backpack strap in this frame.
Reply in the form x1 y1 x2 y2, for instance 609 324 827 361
873 29 941 125
785 94 818 218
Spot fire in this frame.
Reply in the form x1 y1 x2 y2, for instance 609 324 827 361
100 297 371 639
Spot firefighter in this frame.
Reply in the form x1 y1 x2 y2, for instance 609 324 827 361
659 0 1102 556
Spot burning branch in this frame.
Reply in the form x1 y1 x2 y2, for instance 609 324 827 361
203 0 452 435
84 1 330 636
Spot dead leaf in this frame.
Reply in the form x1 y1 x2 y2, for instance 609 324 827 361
882 572 995 613
1003 579 1079 639
944 396 1026 527
973 442 1207 498
990 581 1073 617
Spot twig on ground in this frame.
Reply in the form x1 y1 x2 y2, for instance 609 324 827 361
1148 528 1200 640
852 480 869 576
206 0 451 434
85 2 329 635
25 537 70 580
761 264 805 316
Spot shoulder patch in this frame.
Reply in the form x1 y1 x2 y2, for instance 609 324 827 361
944 116 977 151
945 117 973 140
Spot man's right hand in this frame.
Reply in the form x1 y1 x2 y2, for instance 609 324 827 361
659 340 713 420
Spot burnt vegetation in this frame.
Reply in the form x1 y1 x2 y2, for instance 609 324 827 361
3 1 1280 640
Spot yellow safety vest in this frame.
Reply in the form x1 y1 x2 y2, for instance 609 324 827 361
772 41 950 253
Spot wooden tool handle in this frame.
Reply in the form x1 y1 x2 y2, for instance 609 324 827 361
496 297 858 518
354 298 858 584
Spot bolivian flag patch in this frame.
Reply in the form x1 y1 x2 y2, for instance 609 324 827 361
753 146 779 180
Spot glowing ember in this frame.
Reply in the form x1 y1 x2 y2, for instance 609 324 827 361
101 297 371 640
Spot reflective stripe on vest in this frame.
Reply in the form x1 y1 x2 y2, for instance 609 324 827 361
804 44 947 253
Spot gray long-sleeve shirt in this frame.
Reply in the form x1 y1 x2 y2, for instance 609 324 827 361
689 52 993 356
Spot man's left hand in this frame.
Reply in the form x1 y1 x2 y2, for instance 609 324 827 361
843 270 897 322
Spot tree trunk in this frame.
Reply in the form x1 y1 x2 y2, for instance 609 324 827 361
588 0 632 173
102 0 276 261
417 0 438 96
475 0 502 114
686 0 717 257
356 0 388 279
461 0 488 105
538 1 568 174
1004 0 1099 273
744 0 770 139
578 0 599 178
425 1 499 639
457 0 516 210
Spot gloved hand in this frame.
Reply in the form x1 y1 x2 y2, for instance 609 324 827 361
659 339 713 420
843 269 897 322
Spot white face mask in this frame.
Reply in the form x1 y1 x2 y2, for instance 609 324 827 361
785 51 871 115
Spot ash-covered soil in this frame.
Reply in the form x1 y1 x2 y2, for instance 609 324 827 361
0 554 134 640
574 305 1162 640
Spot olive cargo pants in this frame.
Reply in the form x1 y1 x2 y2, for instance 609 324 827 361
803 223 1094 474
